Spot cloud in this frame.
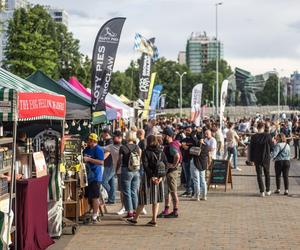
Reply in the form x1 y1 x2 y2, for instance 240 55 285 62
288 20 300 32
68 9 90 19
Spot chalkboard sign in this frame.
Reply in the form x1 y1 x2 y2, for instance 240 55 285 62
64 136 81 154
208 160 232 192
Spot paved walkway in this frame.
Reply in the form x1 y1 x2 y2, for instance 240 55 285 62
50 158 300 250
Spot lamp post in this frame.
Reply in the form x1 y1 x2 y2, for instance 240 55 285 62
215 2 222 117
273 68 283 119
176 71 187 118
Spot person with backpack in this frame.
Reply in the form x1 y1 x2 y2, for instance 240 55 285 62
190 136 210 201
158 127 181 218
118 131 141 219
272 133 291 195
126 135 167 227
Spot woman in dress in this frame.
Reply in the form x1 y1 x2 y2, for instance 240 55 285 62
126 135 167 227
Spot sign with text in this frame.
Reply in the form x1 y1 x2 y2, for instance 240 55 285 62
91 17 126 124
18 93 66 120
208 159 232 192
33 151 47 178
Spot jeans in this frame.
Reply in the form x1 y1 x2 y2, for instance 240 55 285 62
191 160 207 197
227 146 238 169
102 166 116 203
121 167 140 212
255 162 270 193
274 160 290 191
182 161 193 193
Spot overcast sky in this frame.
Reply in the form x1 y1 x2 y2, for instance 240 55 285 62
30 0 300 76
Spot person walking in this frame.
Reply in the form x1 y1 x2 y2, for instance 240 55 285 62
204 129 217 160
292 121 300 159
190 137 209 201
250 122 273 197
180 126 195 197
117 131 141 219
272 133 291 195
126 135 167 227
226 122 242 171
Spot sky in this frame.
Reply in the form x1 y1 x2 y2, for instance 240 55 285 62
30 0 300 77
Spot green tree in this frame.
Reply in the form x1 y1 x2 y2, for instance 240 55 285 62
76 55 92 87
4 5 59 78
4 5 85 80
256 75 284 105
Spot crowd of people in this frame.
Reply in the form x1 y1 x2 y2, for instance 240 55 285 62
82 114 297 225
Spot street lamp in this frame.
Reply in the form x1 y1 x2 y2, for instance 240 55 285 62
176 71 187 118
273 68 283 120
215 2 223 117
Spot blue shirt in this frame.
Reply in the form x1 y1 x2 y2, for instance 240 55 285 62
271 142 290 161
83 145 104 183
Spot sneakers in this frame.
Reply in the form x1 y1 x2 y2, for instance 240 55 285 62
164 211 179 218
266 191 271 196
92 215 101 224
123 213 134 219
200 196 207 201
274 189 280 194
260 192 265 197
180 191 192 197
194 195 200 201
141 208 147 215
157 211 167 218
117 207 126 215
232 167 242 171
284 190 289 196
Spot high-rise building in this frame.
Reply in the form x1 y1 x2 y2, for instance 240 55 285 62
186 32 223 73
45 6 68 27
0 1 68 63
291 71 300 97
178 51 186 65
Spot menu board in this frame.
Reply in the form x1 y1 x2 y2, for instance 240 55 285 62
33 152 47 178
64 136 81 154
209 160 232 192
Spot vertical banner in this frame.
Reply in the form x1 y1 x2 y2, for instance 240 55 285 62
142 73 157 119
91 17 126 125
220 79 229 128
191 84 203 126
149 84 163 119
138 53 152 100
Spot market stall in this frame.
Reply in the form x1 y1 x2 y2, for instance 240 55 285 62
0 67 66 249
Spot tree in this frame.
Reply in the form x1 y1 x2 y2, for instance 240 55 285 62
4 5 85 80
4 6 59 78
256 75 284 105
76 55 92 88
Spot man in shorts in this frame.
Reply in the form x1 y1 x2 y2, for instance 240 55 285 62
158 127 181 218
83 133 104 223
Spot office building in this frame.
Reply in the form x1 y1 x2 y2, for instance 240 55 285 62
178 51 186 65
291 71 300 96
46 6 68 27
186 32 223 73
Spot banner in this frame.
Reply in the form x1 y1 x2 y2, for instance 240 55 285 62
138 53 152 100
220 79 229 128
149 84 163 119
142 73 157 119
18 92 66 120
91 17 126 125
191 84 203 126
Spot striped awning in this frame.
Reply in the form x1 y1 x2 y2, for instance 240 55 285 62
0 88 16 121
0 68 66 121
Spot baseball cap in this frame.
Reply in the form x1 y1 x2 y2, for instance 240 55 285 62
88 133 98 142
162 127 174 137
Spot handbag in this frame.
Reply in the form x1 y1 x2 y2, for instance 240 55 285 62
189 146 202 156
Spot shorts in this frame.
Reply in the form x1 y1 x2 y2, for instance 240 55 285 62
85 181 100 200
164 170 178 195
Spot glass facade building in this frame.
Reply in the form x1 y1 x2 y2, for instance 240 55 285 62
186 32 223 73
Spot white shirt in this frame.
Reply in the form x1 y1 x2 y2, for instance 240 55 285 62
205 137 217 159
